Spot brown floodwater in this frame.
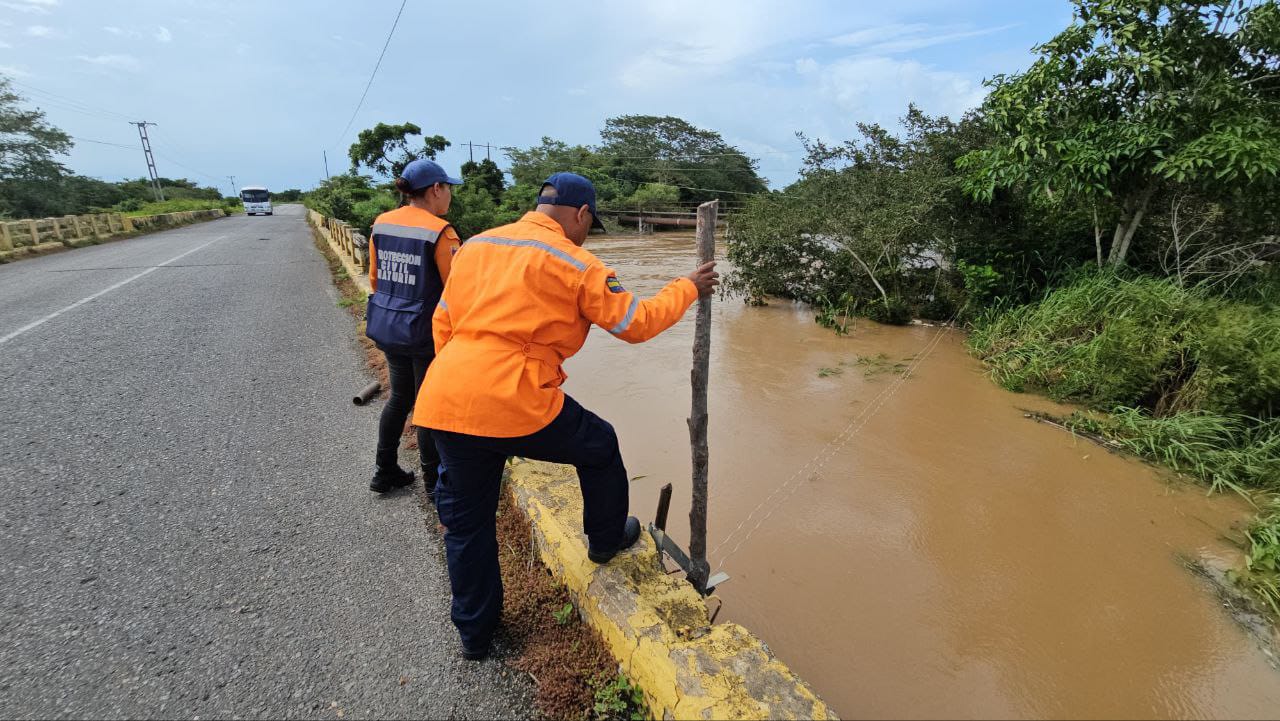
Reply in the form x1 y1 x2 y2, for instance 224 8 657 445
561 232 1280 719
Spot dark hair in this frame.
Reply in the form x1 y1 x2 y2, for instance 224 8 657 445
395 177 435 198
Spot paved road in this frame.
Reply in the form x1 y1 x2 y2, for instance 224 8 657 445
0 206 532 719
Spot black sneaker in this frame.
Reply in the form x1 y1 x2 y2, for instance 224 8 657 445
369 468 414 494
461 642 490 661
588 516 642 564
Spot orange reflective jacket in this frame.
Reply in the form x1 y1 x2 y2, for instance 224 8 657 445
414 212 698 438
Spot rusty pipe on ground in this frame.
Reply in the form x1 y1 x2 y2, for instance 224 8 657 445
352 381 381 406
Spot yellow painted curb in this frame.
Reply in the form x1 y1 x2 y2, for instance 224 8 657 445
508 459 838 721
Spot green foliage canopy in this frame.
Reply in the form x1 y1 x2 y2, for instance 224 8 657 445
958 0 1280 267
348 121 450 180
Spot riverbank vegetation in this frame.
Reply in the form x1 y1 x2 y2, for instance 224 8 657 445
728 0 1280 613
304 114 765 238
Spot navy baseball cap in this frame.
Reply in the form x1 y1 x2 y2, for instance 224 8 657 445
538 172 605 230
400 159 463 191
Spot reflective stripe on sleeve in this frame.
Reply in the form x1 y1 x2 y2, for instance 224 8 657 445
609 297 639 335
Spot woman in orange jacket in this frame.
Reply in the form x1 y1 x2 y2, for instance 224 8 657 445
364 159 462 494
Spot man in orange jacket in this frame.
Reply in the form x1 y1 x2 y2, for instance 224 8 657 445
415 172 718 659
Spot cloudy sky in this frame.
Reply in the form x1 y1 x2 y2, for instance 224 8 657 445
1 0 1071 195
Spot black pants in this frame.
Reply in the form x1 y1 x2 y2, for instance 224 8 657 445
432 395 629 649
376 350 439 478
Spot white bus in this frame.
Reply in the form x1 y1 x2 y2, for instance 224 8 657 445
240 186 273 216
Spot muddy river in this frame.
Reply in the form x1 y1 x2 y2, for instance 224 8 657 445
560 232 1280 719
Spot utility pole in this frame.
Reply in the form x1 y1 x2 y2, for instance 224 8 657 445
465 141 495 164
131 121 164 202
323 150 330 179
227 176 237 198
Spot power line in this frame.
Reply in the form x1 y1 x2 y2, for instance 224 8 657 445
9 79 135 121
71 136 136 149
147 129 223 183
153 151 222 183
603 166 793 173
8 80 226 190
497 145 806 160
331 0 408 150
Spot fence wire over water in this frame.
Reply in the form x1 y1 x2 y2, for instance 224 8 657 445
709 319 956 572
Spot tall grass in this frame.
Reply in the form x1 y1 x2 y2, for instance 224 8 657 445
1243 500 1280 615
1065 409 1280 495
969 273 1280 418
120 199 241 217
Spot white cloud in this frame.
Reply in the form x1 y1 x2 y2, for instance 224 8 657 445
567 88 587 96
0 41 11 49
614 0 830 89
25 25 55 37
75 54 140 71
795 57 819 75
155 26 171 43
2 0 57 15
812 55 985 122
0 64 31 77
829 23 1017 54
103 25 143 38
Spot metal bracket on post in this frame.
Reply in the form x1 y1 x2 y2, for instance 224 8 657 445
649 484 729 597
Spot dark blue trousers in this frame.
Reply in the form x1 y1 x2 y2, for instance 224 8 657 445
432 395 629 650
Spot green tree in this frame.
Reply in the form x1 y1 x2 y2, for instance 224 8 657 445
598 114 767 202
505 137 604 187
448 182 520 238
959 0 1280 268
348 122 450 180
460 158 505 204
0 76 73 218
305 174 380 229
619 182 680 211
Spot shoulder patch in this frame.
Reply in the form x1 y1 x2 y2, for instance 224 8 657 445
606 275 626 294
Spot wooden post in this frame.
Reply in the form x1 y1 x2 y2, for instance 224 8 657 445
687 199 718 590
27 220 40 246
0 222 12 251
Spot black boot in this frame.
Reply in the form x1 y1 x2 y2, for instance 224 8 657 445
369 467 414 494
588 516 642 564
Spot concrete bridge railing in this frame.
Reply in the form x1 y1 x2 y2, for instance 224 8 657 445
0 209 227 262
306 209 371 295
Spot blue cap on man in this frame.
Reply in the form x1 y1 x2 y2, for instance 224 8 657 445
538 172 605 230
400 159 464 192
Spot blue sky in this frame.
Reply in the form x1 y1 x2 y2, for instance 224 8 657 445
1 0 1073 195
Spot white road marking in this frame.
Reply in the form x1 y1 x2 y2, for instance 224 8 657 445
0 235 228 346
